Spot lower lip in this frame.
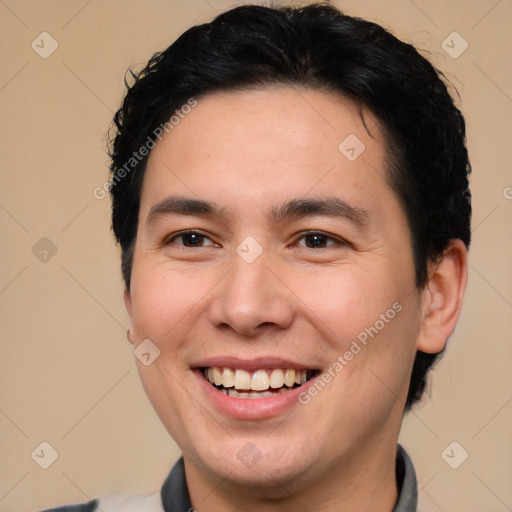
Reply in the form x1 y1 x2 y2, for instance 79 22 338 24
194 370 315 420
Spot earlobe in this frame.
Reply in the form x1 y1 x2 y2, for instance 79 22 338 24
124 287 135 345
416 239 468 354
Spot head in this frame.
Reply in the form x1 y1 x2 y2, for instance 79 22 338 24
108 2 470 494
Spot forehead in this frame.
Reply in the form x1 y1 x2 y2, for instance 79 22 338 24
140 86 396 224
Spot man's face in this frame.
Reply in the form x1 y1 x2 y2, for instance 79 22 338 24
125 87 423 490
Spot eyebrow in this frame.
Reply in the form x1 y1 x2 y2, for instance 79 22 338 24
145 196 225 229
145 195 370 229
269 197 370 227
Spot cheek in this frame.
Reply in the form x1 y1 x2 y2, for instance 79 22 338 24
129 262 202 340
291 261 420 402
289 263 403 344
344 294 421 410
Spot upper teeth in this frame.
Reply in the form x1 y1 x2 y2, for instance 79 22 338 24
205 367 308 391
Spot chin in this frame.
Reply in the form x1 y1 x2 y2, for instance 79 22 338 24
190 435 323 492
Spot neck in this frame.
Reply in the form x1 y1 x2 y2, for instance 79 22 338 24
184 439 400 512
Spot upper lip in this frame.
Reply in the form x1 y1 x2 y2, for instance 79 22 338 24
192 356 316 371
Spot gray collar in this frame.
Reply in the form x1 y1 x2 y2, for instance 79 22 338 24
393 444 418 512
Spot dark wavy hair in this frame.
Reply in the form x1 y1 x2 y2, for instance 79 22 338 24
107 3 471 410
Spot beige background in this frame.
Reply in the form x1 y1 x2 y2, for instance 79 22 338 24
1 0 511 511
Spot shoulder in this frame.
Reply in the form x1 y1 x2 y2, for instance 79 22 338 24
40 492 163 512
40 457 187 512
40 500 98 512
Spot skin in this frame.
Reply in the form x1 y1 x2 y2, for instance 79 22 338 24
124 87 468 512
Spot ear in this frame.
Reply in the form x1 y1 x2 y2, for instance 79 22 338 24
124 284 134 318
124 286 133 316
124 287 136 345
416 239 468 354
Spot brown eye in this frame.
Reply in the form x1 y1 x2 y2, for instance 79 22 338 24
297 232 338 248
167 231 215 247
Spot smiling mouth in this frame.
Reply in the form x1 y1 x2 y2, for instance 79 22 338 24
201 367 319 399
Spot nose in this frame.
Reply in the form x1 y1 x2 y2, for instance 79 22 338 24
209 252 295 337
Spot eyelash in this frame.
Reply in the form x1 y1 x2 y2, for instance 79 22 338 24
295 231 344 249
165 230 346 249
165 230 216 248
